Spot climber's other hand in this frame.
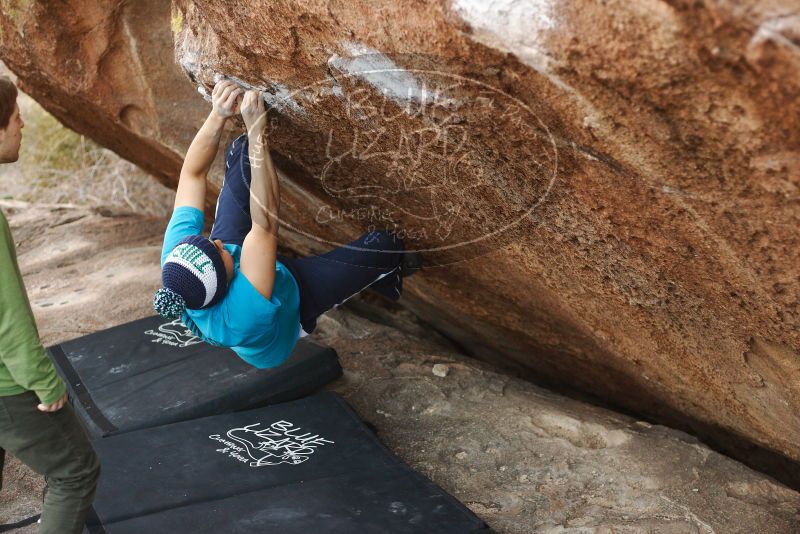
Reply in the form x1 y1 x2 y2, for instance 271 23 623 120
241 89 266 134
212 79 243 119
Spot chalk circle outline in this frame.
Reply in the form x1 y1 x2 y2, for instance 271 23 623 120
240 66 558 261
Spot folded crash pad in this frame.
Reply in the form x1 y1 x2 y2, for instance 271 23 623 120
47 316 342 439
86 392 488 534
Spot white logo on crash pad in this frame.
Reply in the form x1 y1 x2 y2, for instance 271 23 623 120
209 420 334 467
143 319 202 348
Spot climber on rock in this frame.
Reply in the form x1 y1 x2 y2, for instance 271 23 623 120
153 79 422 368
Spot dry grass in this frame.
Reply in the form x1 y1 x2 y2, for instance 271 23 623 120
0 83 173 216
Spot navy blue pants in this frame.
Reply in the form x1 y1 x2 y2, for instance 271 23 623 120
210 134 405 335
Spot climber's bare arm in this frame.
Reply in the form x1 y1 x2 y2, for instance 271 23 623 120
174 80 243 211
239 90 280 300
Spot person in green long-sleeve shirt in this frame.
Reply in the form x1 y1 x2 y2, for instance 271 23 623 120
0 76 100 534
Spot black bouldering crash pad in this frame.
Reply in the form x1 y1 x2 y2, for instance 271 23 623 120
86 392 488 533
47 316 342 439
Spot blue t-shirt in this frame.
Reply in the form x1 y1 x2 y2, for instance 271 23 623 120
160 206 301 368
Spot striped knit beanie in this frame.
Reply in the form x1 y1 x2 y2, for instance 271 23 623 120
152 235 228 319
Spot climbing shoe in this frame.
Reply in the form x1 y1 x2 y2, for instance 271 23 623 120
400 251 423 278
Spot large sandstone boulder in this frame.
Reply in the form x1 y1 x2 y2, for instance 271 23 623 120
1 0 799 487
0 0 222 212
2 200 799 533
